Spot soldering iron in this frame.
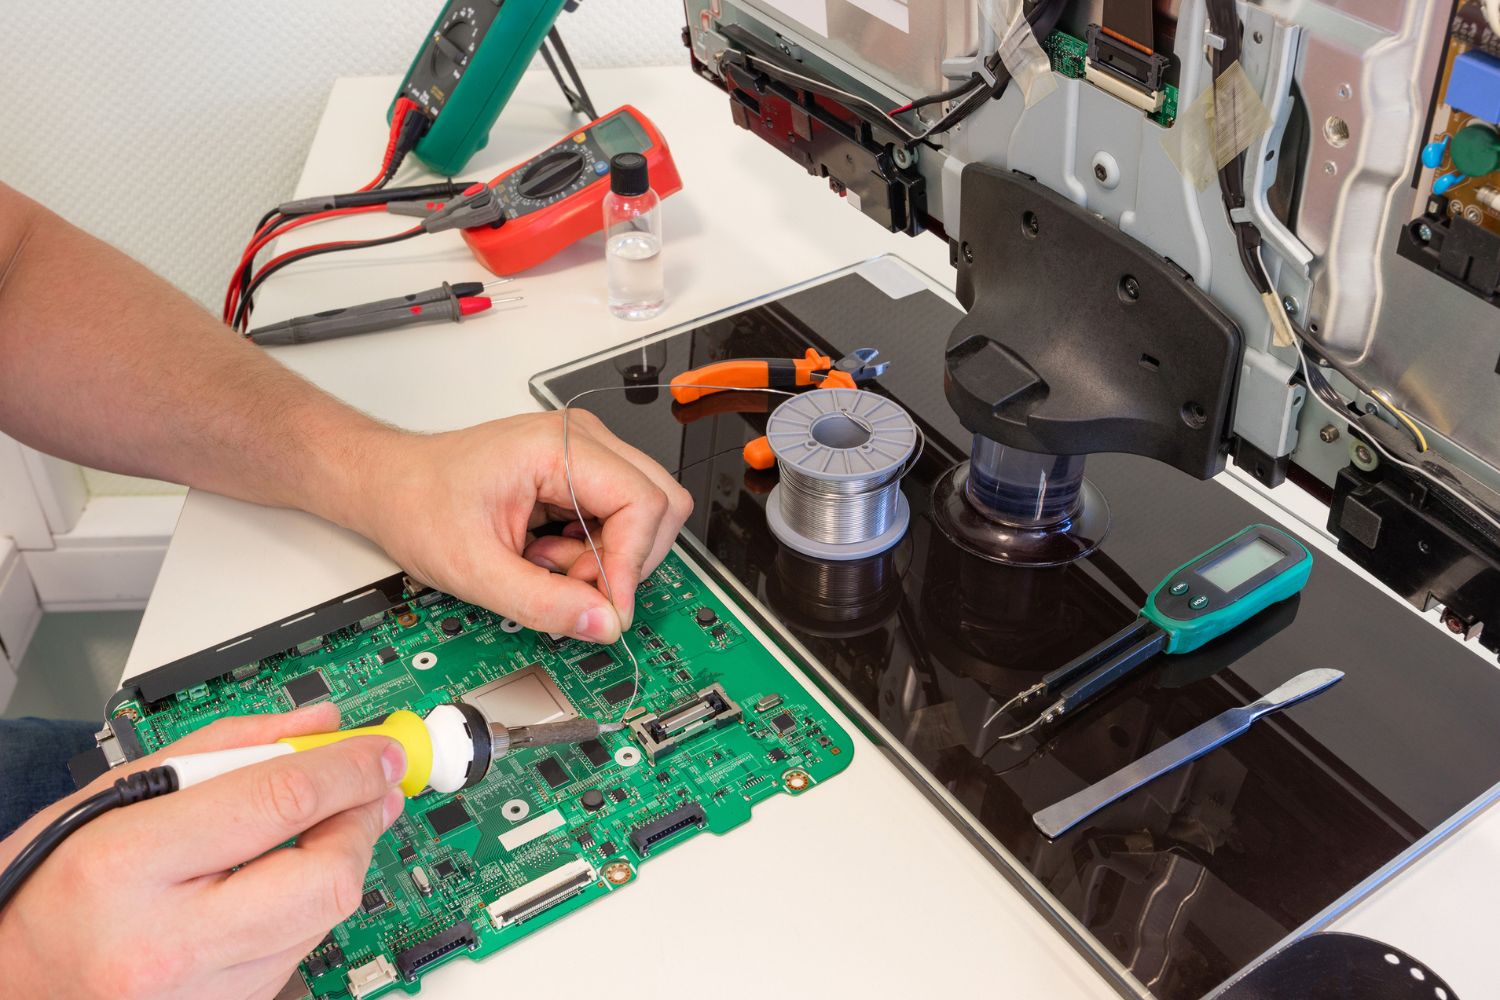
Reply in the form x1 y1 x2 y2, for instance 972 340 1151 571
0 705 618 910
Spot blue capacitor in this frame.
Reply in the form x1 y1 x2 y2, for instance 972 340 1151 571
1433 172 1468 196
1421 138 1450 169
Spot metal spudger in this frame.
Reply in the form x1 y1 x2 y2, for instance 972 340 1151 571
1032 668 1344 839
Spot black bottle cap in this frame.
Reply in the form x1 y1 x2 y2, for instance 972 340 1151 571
610 152 649 196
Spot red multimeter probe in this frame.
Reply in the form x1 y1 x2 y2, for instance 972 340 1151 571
462 105 682 275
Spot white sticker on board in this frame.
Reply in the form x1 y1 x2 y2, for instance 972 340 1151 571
498 808 565 851
843 0 909 32
759 0 829 36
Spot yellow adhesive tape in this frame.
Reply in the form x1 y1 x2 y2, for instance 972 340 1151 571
1161 61 1273 191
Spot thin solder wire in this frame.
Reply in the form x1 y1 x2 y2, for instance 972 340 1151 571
777 464 905 544
770 398 925 547
559 383 797 723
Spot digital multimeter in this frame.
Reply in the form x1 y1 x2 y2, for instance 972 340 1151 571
990 523 1314 739
1142 524 1313 653
393 0 571 176
461 105 683 276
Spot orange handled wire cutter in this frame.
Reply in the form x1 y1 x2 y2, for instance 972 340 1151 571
669 348 889 469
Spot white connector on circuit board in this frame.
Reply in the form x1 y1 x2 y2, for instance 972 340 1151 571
346 955 398 999
486 858 597 929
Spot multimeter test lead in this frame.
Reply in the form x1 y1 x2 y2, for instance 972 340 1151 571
247 279 520 346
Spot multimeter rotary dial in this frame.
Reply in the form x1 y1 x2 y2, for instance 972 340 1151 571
430 6 482 78
516 149 588 199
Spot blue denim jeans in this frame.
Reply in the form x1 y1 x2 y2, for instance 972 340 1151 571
0 717 99 840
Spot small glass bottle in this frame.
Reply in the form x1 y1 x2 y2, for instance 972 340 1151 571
603 152 665 320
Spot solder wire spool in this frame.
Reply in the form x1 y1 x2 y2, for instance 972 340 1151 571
763 388 919 560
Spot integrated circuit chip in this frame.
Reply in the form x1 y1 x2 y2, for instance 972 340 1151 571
398 843 416 862
283 670 330 707
601 678 636 705
771 712 796 734
425 799 472 837
535 756 569 789
361 888 388 915
433 860 457 879
579 739 610 767
577 650 614 675
376 646 398 664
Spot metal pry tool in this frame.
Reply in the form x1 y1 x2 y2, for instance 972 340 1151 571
1031 668 1344 838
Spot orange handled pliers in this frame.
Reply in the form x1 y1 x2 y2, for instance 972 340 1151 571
669 347 886 405
669 348 889 469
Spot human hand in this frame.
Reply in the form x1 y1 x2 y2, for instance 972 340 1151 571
0 703 403 1000
345 410 692 644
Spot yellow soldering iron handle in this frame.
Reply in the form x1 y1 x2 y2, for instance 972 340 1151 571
279 709 434 797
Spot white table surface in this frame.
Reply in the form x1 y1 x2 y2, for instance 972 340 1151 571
123 67 1500 998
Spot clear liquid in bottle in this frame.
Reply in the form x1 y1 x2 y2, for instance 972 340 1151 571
603 152 665 321
607 231 664 319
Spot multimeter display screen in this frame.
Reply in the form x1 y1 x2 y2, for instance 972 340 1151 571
592 113 650 156
1199 536 1284 591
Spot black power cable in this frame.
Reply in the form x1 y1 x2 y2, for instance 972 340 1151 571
920 0 1070 142
0 766 179 911
893 73 984 115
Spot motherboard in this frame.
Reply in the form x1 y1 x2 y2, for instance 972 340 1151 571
115 551 853 999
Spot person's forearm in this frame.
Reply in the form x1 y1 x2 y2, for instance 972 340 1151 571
0 182 396 525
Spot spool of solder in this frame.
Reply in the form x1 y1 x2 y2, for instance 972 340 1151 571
763 389 919 561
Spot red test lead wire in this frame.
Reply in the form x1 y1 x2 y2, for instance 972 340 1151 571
224 97 429 326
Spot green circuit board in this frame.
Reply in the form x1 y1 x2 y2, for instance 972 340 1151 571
117 550 852 999
1042 29 1179 129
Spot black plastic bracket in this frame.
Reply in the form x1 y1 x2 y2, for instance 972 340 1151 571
1396 194 1500 309
1330 459 1500 656
128 573 410 705
947 166 1242 480
715 25 927 236
1232 436 1291 489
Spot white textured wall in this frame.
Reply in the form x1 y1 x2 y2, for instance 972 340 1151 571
0 0 685 307
0 1 685 496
